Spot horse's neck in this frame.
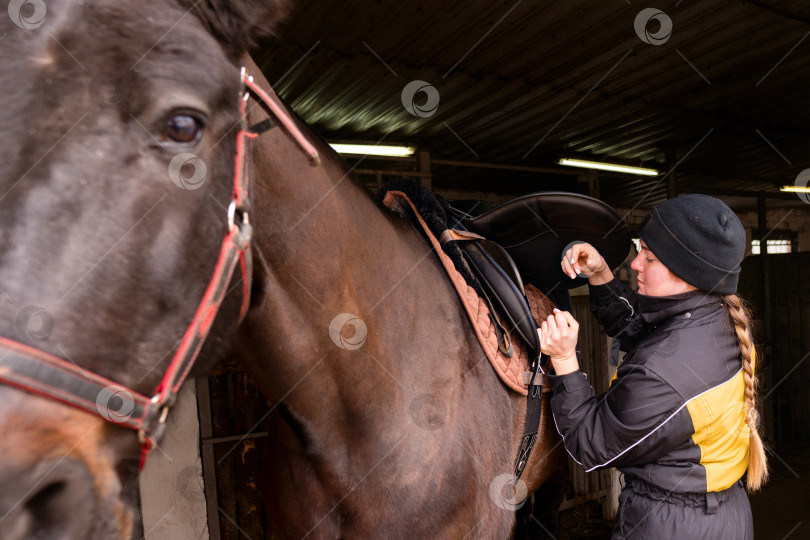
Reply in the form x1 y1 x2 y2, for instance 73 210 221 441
239 112 492 429
232 72 531 534
238 106 472 404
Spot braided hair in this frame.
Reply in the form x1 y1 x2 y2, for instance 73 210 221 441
723 293 769 492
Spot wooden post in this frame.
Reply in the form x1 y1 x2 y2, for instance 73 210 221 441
197 377 221 540
419 150 431 190
139 383 209 539
602 337 621 520
666 144 678 199
758 197 771 348
799 230 810 252
757 197 775 442
587 170 600 199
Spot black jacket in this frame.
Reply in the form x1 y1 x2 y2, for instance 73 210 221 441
550 277 749 493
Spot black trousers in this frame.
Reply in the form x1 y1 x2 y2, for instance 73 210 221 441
612 477 753 539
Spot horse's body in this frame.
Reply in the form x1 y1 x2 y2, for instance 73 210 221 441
0 1 565 538
236 62 566 539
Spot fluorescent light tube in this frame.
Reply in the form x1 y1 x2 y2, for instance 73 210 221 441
780 185 810 193
558 158 659 176
330 143 416 157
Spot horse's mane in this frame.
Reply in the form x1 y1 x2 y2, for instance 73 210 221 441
184 1 294 57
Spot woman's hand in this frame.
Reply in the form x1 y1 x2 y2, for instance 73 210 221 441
538 309 580 375
561 242 614 285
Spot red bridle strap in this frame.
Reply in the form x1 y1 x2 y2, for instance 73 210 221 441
243 75 320 167
0 205 252 468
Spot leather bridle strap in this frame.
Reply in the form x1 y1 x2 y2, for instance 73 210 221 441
243 75 320 167
0 221 252 467
0 337 155 432
0 68 319 469
0 184 253 468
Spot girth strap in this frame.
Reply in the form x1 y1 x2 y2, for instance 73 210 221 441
514 354 548 481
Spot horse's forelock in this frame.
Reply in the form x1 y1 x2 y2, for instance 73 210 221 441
179 0 293 57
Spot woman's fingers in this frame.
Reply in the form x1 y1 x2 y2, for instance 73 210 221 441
546 312 558 338
539 320 549 355
571 244 587 277
540 309 579 360
561 256 575 279
570 244 586 275
561 247 579 279
555 309 579 332
561 243 604 279
573 243 591 270
562 244 581 278
550 310 575 340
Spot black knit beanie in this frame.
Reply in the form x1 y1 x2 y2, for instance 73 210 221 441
638 194 746 295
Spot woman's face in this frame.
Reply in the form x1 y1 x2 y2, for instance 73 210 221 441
631 240 698 296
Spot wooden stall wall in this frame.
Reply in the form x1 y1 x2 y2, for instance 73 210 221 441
559 294 617 517
739 253 810 446
197 364 274 539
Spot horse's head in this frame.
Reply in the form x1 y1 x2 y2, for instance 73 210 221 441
0 1 289 538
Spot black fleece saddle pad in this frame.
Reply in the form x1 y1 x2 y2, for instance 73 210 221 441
463 192 631 290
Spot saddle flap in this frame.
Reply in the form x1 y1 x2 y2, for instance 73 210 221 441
464 191 631 290
459 240 540 355
478 239 526 297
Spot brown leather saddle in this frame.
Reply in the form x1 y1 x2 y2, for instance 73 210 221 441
452 192 631 356
381 185 631 482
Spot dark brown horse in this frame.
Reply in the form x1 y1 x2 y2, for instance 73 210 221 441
0 1 566 538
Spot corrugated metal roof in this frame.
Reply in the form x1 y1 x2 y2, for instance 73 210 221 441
254 0 810 214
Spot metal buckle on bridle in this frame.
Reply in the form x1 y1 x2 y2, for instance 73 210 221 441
228 199 253 261
239 67 320 167
228 199 250 233
137 394 173 448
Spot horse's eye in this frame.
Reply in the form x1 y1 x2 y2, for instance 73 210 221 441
163 114 201 144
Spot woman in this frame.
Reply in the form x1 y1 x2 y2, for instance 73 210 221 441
539 194 767 539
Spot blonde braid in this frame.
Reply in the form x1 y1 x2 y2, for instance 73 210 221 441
724 294 769 492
